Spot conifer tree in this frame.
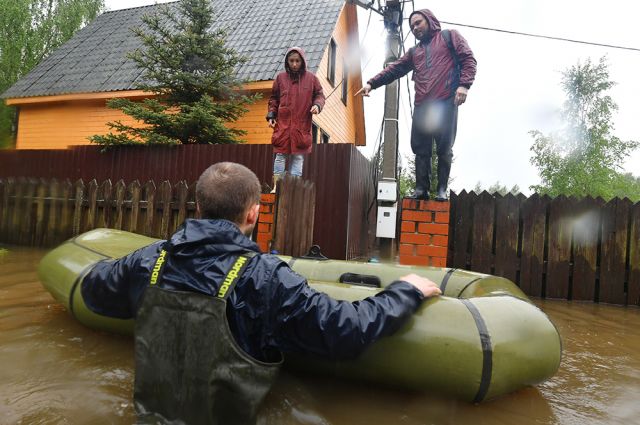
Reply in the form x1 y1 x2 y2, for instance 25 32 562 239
90 0 255 146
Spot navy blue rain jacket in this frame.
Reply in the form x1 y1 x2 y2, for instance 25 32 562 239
81 219 424 362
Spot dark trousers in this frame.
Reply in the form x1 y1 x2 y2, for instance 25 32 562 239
410 98 458 193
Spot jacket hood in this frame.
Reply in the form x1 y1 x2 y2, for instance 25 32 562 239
165 219 259 257
409 9 441 41
284 46 307 74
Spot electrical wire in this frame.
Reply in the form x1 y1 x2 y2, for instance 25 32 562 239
438 21 640 52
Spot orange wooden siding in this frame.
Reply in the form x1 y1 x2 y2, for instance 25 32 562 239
9 4 365 150
313 3 366 146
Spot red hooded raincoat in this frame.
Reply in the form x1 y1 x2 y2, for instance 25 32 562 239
267 47 325 155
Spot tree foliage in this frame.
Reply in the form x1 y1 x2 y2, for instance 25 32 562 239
90 0 256 147
0 0 103 148
529 57 639 200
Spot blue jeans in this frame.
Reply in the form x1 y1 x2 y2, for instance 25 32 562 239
273 153 304 177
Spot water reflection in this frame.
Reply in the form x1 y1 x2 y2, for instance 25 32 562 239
1 248 639 424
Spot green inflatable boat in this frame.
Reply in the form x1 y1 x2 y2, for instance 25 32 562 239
38 228 562 403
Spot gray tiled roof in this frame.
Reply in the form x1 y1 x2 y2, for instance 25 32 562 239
2 0 345 99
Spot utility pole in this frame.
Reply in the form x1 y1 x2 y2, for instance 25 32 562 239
349 0 404 260
376 1 403 260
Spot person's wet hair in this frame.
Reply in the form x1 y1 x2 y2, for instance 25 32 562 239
196 162 260 223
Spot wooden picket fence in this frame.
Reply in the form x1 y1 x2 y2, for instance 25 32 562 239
0 177 197 246
448 191 640 306
0 176 319 258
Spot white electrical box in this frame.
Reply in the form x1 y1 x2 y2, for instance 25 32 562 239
377 180 397 202
376 205 397 238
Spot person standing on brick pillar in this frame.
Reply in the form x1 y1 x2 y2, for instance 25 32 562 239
357 9 477 201
80 162 442 425
267 47 325 192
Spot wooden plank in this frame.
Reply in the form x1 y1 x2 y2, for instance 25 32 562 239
0 178 12 242
129 181 141 233
470 191 494 274
143 181 156 237
10 178 24 245
85 179 98 232
628 202 640 306
159 181 172 240
59 179 73 240
19 179 38 246
599 198 630 304
113 180 126 230
571 197 601 301
519 194 548 297
34 180 48 247
45 179 61 246
175 181 189 228
546 195 572 299
303 180 316 256
72 179 85 236
290 178 304 256
273 176 291 254
99 179 113 229
494 193 520 282
451 190 473 269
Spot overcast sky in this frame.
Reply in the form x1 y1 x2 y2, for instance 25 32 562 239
105 0 640 195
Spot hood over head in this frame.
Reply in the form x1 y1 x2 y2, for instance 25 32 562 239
284 46 307 74
409 9 441 41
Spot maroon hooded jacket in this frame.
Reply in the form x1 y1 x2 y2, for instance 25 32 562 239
267 47 325 154
368 9 477 105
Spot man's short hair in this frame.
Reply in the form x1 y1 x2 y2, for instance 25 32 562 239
196 162 261 223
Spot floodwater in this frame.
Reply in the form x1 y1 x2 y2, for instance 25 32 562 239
1 248 640 425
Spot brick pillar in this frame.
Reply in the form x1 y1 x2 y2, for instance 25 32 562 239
256 193 276 253
399 198 450 267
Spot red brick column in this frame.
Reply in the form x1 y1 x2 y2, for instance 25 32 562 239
399 199 450 267
256 193 276 253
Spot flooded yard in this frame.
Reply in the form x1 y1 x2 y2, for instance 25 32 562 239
1 248 639 424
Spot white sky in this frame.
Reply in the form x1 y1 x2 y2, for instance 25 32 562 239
105 0 640 194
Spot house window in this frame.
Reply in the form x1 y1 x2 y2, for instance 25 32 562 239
312 123 318 144
341 60 348 105
321 130 330 144
327 39 336 86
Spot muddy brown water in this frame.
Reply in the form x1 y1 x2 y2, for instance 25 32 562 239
1 248 639 425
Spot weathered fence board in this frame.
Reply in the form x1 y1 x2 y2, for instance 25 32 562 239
571 197 601 301
546 196 572 299
470 191 494 274
451 190 473 269
599 198 631 305
519 194 548 297
494 194 520 283
272 176 316 257
628 204 640 306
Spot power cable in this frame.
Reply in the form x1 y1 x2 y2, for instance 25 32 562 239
439 21 640 52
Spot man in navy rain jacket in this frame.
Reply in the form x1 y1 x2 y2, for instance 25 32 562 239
81 161 441 424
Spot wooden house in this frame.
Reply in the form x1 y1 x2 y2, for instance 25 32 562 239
2 0 366 150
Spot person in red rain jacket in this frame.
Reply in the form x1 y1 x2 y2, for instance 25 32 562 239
357 9 477 202
266 47 325 190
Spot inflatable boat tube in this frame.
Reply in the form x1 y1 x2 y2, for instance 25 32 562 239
38 229 562 402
